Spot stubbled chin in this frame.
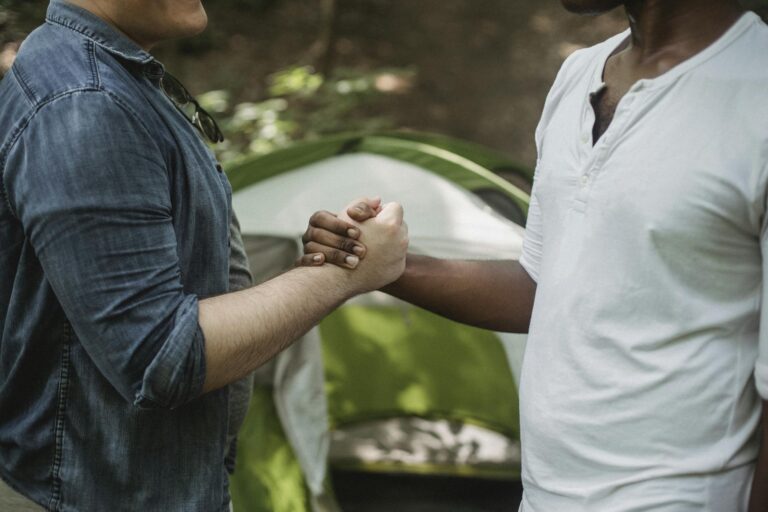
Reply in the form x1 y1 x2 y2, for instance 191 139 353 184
185 9 209 36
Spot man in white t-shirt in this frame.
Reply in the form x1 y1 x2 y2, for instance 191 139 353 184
302 0 768 510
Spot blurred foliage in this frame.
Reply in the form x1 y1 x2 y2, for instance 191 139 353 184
0 0 414 163
199 65 415 164
1 0 766 159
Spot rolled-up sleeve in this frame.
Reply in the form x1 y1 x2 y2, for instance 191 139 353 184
758 215 768 400
3 91 205 409
519 187 542 283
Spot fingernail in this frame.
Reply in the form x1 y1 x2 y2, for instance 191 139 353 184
347 228 359 238
345 255 359 268
313 254 323 263
353 245 365 256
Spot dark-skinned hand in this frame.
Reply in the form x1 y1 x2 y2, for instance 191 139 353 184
298 197 382 269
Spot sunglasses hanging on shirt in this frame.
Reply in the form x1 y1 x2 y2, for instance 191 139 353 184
160 72 225 144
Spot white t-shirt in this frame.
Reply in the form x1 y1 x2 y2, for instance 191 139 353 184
519 12 768 512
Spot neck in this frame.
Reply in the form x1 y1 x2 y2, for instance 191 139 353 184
65 0 155 50
623 0 744 61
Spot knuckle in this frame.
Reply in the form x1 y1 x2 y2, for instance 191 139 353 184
328 249 344 263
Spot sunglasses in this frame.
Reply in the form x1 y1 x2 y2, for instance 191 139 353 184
160 73 225 144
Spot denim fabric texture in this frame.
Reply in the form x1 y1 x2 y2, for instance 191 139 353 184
0 1 244 510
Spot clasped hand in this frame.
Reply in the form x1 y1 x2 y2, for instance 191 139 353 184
300 197 409 293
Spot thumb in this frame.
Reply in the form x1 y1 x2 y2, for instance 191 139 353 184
345 197 381 223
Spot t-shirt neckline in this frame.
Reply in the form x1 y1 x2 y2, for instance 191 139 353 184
590 11 760 94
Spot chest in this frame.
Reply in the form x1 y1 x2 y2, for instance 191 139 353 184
590 86 622 143
535 78 765 264
132 80 233 295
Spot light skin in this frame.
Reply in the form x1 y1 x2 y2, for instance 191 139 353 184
65 0 410 392
303 0 766 508
67 0 209 50
200 201 408 392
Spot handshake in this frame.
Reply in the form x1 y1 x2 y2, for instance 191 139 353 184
299 197 409 294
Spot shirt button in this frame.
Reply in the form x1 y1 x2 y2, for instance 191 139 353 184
580 174 589 186
580 132 590 145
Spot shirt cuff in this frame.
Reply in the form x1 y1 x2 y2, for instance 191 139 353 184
134 295 207 409
519 253 540 283
755 360 768 400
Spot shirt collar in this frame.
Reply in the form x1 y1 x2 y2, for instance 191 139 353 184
46 0 158 68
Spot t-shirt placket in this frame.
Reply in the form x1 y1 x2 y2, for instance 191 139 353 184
574 82 646 212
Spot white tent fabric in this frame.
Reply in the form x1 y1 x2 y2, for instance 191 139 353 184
232 152 528 506
233 153 525 259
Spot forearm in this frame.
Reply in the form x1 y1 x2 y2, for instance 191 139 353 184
382 254 536 333
749 401 768 512
200 265 353 392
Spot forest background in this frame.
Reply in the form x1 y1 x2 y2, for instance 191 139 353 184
2 0 767 169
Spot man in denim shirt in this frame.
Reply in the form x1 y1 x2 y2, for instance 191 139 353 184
0 1 408 510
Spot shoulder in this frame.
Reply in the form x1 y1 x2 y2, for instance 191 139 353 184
0 21 102 163
22 89 153 146
9 22 101 107
548 30 628 99
8 19 148 115
1 87 166 220
1 86 161 207
699 13 768 77
534 31 628 156
696 14 768 144
1 22 157 164
0 22 136 154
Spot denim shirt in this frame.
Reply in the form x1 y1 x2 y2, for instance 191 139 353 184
0 2 249 510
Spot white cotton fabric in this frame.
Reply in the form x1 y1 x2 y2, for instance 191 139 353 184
518 12 768 512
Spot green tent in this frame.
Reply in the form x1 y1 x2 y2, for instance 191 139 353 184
227 132 531 511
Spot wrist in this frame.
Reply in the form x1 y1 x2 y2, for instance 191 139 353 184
310 263 364 300
381 253 416 296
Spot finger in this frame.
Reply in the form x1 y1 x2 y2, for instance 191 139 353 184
304 226 367 258
304 241 360 269
306 210 360 241
296 253 325 267
357 196 382 209
377 202 404 224
346 200 380 223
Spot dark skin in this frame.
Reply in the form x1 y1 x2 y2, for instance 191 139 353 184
593 0 746 142
301 201 536 333
301 0 766 508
